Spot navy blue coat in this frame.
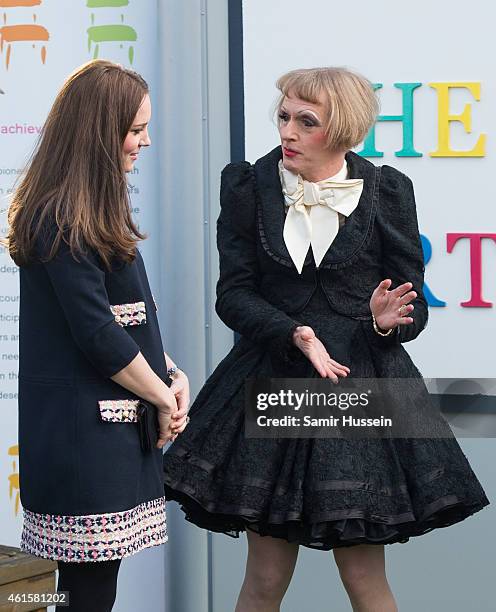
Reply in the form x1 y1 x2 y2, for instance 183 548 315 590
18 237 168 562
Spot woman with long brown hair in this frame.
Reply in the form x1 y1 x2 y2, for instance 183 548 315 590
5 60 189 611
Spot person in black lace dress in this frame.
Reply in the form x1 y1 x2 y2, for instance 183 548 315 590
163 67 489 611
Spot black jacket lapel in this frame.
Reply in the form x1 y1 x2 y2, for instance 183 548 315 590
253 146 379 270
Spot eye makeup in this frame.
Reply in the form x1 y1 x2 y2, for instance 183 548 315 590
278 107 322 128
296 111 321 127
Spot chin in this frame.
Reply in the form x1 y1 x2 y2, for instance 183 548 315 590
282 158 301 174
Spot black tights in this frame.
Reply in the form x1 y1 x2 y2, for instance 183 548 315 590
56 559 121 612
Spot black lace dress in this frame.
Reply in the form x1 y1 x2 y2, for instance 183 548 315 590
163 150 489 550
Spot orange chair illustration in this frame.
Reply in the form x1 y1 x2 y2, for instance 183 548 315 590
0 1 49 70
8 444 20 516
0 1 42 7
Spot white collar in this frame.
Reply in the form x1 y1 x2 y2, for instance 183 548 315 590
278 160 364 273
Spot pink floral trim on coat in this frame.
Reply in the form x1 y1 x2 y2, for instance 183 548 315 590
110 301 146 327
21 496 167 562
98 399 139 423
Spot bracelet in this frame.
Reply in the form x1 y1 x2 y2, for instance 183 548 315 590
371 314 395 337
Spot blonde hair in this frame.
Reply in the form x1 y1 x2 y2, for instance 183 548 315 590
276 67 379 151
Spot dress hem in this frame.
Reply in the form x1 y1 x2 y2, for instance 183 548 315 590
164 480 489 552
20 496 167 563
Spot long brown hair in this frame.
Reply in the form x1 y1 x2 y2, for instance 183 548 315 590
5 59 148 268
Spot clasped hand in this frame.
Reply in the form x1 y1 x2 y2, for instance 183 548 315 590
156 370 190 449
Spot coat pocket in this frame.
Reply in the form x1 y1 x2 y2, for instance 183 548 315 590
98 399 140 423
110 301 147 327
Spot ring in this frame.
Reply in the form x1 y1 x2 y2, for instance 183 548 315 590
398 304 407 316
185 415 190 425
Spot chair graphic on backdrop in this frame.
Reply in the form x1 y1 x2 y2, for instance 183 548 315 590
0 0 49 70
7 444 20 517
87 0 137 65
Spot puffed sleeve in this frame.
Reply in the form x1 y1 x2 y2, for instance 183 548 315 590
41 238 140 377
374 165 428 344
215 162 301 360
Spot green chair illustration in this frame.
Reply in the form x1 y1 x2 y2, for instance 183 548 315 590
87 0 137 65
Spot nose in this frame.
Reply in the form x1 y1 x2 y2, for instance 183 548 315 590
140 129 151 147
279 118 297 142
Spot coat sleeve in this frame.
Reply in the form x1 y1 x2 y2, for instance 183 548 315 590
215 162 302 360
372 165 428 345
42 240 140 377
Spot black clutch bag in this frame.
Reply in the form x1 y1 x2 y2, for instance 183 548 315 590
137 399 159 453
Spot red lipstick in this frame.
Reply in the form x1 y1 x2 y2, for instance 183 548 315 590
283 147 299 158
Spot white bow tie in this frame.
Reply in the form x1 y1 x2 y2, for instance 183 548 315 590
279 160 364 274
